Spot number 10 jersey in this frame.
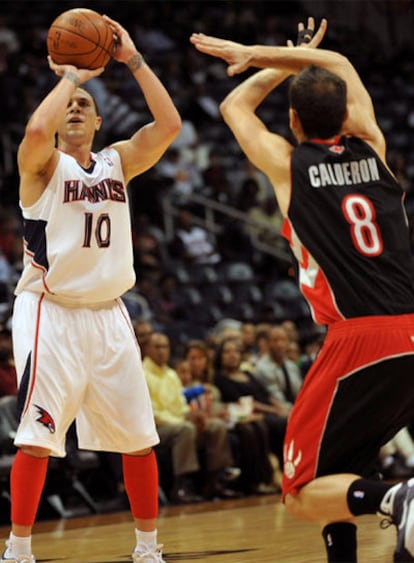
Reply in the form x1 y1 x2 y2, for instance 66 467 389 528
15 148 135 304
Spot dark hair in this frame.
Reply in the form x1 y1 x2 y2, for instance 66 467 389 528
289 65 347 139
213 336 243 375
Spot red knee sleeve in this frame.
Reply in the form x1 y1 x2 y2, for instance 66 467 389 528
11 450 49 526
122 450 159 520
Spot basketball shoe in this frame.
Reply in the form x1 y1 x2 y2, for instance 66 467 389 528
1 540 35 563
379 477 414 561
133 544 165 562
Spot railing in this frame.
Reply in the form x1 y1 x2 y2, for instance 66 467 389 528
161 191 292 265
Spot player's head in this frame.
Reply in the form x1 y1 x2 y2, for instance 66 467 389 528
79 87 101 117
289 65 347 140
57 87 102 145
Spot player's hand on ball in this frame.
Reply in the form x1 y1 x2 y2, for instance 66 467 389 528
102 15 139 65
47 56 105 82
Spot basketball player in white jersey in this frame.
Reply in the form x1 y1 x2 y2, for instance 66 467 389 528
2 15 181 563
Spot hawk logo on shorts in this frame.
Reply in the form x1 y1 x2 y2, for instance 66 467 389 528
35 405 56 434
283 439 302 479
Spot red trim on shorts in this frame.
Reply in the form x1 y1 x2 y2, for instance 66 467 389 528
22 294 44 416
282 313 414 498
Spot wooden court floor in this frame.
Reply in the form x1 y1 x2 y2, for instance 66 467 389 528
0 494 396 562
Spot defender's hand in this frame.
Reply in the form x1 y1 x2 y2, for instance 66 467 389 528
190 33 252 76
287 17 328 48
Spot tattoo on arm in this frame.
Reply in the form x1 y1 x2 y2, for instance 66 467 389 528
127 53 145 73
63 71 80 87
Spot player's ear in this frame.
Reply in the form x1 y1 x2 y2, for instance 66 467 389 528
289 108 298 133
342 108 349 125
95 116 103 131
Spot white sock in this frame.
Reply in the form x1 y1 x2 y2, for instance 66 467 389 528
405 455 414 468
135 528 157 551
10 532 32 557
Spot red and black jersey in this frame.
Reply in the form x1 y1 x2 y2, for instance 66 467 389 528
282 135 414 324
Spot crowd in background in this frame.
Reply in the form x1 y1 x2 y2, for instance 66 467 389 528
1 0 414 518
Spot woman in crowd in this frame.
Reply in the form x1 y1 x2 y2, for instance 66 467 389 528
213 337 284 494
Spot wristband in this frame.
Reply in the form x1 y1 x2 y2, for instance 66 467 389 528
127 52 145 72
64 71 80 87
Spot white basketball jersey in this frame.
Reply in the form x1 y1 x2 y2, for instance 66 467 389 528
15 148 136 304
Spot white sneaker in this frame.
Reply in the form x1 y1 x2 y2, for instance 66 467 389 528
133 544 165 562
1 546 35 563
380 477 414 561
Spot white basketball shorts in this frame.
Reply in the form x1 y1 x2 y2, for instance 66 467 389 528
12 291 159 457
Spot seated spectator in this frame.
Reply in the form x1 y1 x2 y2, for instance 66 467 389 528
132 213 164 276
123 285 154 324
213 337 285 494
156 148 200 202
143 332 238 502
150 273 186 326
0 326 17 397
254 323 271 360
175 356 234 446
183 340 235 426
209 318 242 348
234 177 260 213
184 339 214 384
300 331 326 379
240 323 260 372
169 207 221 265
246 196 284 247
281 320 300 345
254 325 303 416
133 319 154 359
286 340 302 365
202 149 232 204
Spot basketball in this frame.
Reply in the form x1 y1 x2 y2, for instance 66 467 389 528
47 8 114 70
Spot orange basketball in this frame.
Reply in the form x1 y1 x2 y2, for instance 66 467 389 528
47 8 114 70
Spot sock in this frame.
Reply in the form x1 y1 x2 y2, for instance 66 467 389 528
346 478 392 516
122 450 159 520
11 450 49 527
135 528 157 551
322 522 357 562
8 532 32 558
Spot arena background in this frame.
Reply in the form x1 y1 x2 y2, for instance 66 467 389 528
0 0 413 347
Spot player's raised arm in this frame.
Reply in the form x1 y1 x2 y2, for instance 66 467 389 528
18 60 104 206
191 23 385 160
105 16 181 183
191 18 327 216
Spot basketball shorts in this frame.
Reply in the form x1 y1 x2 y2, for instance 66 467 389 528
282 314 414 498
12 291 159 457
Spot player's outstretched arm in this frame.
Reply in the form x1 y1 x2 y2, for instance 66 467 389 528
210 18 327 215
191 21 384 158
190 17 327 76
220 17 326 117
